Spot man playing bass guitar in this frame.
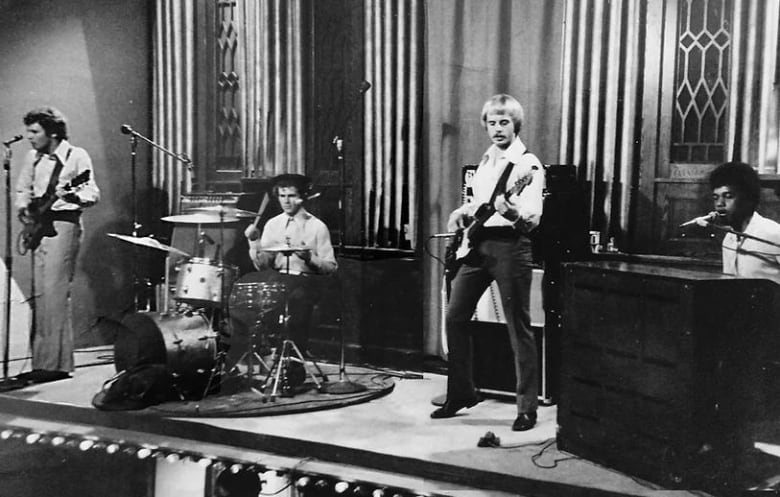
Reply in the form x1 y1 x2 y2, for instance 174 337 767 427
14 107 100 384
432 94 545 431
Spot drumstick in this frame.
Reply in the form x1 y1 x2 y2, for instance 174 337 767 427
247 193 270 241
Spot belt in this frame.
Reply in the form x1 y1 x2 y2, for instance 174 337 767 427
50 210 81 224
479 226 519 240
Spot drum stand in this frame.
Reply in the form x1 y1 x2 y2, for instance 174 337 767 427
263 250 327 400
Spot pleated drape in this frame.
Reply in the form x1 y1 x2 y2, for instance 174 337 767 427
363 0 422 248
558 0 642 238
728 0 780 173
240 0 305 178
153 0 196 213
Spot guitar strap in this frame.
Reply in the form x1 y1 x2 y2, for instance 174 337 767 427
485 149 532 206
42 147 72 197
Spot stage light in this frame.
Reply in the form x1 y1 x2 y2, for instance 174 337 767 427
78 439 95 451
230 463 244 473
314 479 330 492
197 457 213 468
165 452 181 464
136 447 152 459
334 481 350 493
295 476 311 489
372 489 385 497
51 436 66 446
25 433 41 444
0 429 13 440
106 443 120 454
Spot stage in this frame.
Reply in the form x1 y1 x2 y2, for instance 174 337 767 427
0 347 721 497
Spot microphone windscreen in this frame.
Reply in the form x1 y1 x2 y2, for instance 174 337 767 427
120 124 133 135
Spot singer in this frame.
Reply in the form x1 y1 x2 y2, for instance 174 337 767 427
238 174 337 372
708 162 780 284
431 94 545 431
14 106 100 384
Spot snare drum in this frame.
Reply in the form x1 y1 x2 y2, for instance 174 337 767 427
174 257 238 307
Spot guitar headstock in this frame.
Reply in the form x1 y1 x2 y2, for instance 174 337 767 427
508 170 535 196
67 170 91 189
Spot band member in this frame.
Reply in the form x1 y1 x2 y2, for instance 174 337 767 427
14 106 100 383
242 174 337 355
432 94 545 431
704 161 780 284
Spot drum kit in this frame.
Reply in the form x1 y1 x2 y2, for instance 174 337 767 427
109 204 328 402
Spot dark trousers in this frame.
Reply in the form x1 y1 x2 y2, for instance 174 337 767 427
445 235 538 414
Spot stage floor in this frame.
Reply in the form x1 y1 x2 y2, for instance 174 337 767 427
0 348 711 497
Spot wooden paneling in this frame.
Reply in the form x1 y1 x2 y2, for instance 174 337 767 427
558 261 780 492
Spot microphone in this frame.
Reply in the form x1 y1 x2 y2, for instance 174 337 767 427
120 124 135 135
3 135 23 147
679 211 718 227
358 80 371 94
430 232 457 238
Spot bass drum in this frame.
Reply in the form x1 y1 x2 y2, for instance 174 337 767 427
115 311 217 399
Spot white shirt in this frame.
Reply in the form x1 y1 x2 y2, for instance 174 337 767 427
15 140 100 212
249 208 337 275
454 136 545 231
722 211 780 285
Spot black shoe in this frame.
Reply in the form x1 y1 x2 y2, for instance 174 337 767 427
430 397 481 419
512 411 537 431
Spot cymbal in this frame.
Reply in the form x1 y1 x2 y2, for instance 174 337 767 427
188 205 258 218
261 245 311 253
107 233 190 256
161 213 240 224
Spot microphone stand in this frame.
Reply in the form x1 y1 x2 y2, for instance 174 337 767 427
322 83 370 395
121 126 194 312
0 143 23 390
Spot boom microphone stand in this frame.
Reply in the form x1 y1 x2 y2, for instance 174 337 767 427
322 80 371 395
120 124 194 311
0 135 25 390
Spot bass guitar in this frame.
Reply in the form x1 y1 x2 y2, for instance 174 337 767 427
18 170 91 253
445 170 535 274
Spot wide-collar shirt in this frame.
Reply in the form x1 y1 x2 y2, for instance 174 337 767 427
256 208 337 275
462 136 545 230
722 211 780 285
15 140 100 212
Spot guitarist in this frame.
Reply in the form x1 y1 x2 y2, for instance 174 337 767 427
14 106 100 384
431 94 545 431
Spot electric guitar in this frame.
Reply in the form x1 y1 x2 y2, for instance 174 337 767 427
445 171 535 274
19 170 91 253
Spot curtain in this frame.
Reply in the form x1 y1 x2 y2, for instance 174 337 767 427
153 0 196 213
728 0 780 172
363 0 422 248
558 0 643 239
240 0 305 178
423 0 565 355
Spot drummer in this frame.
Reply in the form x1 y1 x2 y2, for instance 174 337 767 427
242 173 337 356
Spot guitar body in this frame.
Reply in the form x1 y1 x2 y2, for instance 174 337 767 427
450 171 535 265
19 170 91 253
20 199 58 252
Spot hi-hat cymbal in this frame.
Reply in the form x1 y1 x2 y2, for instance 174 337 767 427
161 213 240 224
107 233 190 256
188 205 258 218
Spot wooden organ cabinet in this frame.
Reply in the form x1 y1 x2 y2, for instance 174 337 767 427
557 260 780 492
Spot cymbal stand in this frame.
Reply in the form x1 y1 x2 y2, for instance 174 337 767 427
264 250 326 400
